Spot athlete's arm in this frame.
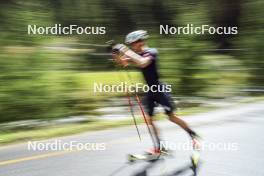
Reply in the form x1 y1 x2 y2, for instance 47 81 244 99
123 56 152 68
112 43 152 68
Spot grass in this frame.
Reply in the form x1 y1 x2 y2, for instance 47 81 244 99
1 69 262 146
0 106 214 146
1 95 263 145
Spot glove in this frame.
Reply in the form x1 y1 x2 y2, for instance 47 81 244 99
112 44 128 54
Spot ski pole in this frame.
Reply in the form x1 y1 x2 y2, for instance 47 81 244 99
114 66 142 142
134 94 156 148
126 91 142 141
125 71 156 148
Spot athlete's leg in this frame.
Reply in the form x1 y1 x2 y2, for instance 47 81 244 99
156 91 197 138
168 112 196 137
141 93 162 148
145 115 161 148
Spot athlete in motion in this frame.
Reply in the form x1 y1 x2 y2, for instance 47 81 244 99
112 30 200 154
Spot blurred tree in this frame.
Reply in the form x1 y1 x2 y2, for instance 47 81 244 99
209 0 242 51
0 0 262 123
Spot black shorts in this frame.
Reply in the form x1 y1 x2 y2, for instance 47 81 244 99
143 91 176 117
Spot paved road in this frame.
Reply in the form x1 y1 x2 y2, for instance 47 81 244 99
0 102 263 176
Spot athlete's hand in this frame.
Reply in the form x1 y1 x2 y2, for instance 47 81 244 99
119 56 130 67
120 60 129 67
112 43 127 53
111 52 119 61
111 53 129 67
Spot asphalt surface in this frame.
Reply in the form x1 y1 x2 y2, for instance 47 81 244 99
0 101 264 176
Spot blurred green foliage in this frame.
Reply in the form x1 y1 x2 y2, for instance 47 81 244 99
0 0 263 122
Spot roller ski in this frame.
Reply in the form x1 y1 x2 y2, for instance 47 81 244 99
128 147 171 163
190 135 202 176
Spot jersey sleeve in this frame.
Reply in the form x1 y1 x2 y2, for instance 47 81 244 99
143 48 158 60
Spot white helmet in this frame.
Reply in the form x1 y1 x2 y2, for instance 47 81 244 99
125 30 149 44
